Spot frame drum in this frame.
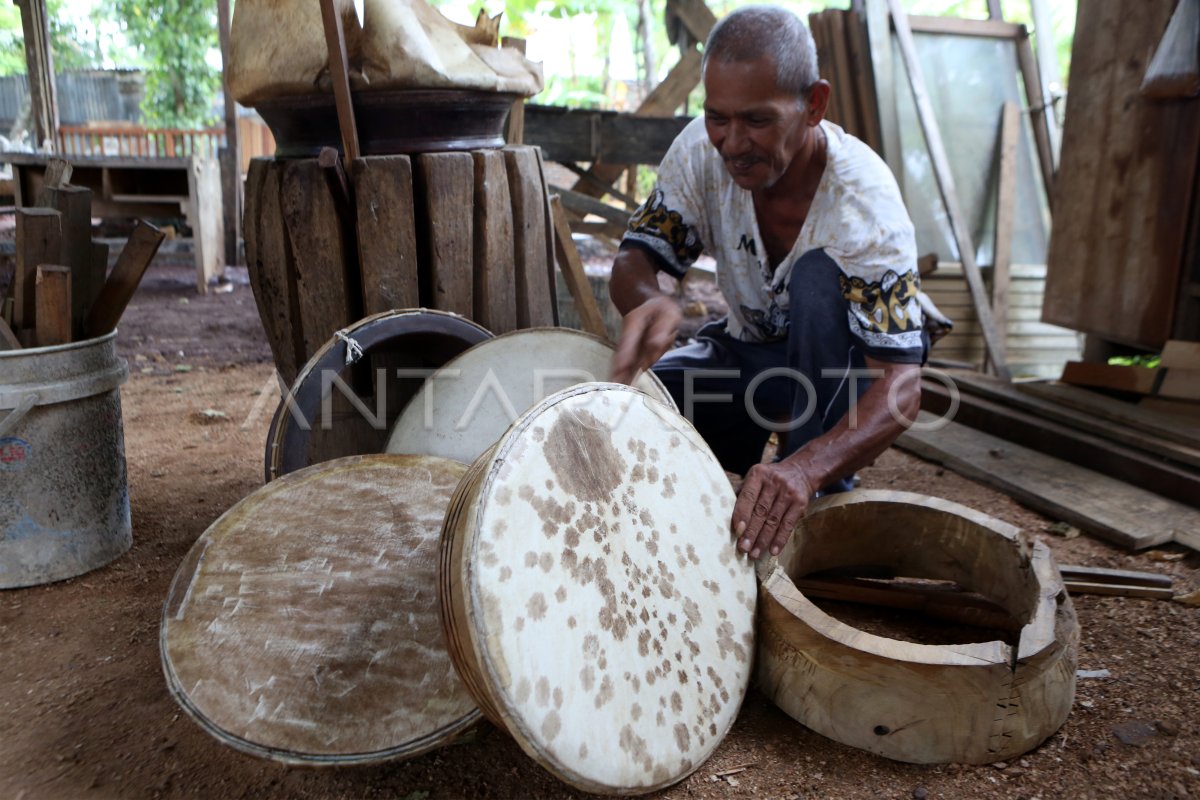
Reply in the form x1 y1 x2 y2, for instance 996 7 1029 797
440 384 755 794
384 328 676 466
266 309 492 482
161 454 480 764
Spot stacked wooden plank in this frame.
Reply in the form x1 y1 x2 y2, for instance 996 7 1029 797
0 162 165 351
899 371 1200 552
243 145 561 388
809 8 883 154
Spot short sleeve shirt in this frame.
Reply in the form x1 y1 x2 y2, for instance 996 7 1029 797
622 117 924 363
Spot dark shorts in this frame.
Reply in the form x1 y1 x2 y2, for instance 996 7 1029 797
651 249 925 491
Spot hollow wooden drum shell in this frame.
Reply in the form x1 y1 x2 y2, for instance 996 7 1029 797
161 454 480 765
440 383 756 795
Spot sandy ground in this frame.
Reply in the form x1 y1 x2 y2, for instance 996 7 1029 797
1 259 1198 800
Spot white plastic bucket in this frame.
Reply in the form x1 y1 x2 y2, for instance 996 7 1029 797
0 331 131 588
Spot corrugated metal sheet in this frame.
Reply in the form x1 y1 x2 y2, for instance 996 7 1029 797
0 69 144 128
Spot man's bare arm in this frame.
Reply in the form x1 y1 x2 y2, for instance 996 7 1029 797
610 247 683 385
731 356 922 558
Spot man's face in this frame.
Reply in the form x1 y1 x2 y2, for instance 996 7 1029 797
702 57 809 191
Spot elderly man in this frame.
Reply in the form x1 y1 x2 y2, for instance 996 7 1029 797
610 5 925 560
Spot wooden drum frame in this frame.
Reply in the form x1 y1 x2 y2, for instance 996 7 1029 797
756 490 1079 765
439 383 756 794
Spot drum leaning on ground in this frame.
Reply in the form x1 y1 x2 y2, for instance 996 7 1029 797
440 383 756 795
384 327 676 466
265 309 492 482
161 454 480 765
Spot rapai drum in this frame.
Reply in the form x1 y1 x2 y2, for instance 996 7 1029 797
266 309 492 482
384 327 676 466
440 383 755 794
161 455 480 764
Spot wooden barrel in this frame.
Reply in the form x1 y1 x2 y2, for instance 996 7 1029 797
244 144 557 387
264 308 491 482
439 383 756 794
161 454 480 764
756 490 1079 765
384 327 676 466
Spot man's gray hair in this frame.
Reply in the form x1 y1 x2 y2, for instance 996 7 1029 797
701 5 819 99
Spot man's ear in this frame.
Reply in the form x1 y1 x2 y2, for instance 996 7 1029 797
806 80 831 126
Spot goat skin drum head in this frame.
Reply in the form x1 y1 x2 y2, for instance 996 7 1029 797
385 327 677 466
160 454 479 764
441 383 756 794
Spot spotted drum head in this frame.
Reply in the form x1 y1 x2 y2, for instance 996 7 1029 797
384 328 677 466
161 455 480 764
442 384 756 794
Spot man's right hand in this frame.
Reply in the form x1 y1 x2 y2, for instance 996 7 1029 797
611 295 682 385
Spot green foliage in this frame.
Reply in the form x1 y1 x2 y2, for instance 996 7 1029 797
113 0 219 127
1108 354 1161 368
0 4 27 75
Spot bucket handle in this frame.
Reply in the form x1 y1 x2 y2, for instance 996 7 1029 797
0 393 38 438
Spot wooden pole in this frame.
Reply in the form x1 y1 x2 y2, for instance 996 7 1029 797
887 0 1010 379
1016 27 1057 208
14 0 58 152
217 0 242 266
988 102 1019 376
84 220 166 337
550 194 609 340
864 0 903 179
318 0 360 162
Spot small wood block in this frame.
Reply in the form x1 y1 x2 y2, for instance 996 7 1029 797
40 184 95 331
281 159 356 362
35 265 72 347
472 150 517 334
0 316 20 350
13 207 62 331
351 156 420 314
550 194 608 340
416 153 475 318
40 157 73 196
84 220 166 338
503 146 555 328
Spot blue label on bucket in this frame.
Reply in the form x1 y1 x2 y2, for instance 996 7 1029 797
0 438 32 471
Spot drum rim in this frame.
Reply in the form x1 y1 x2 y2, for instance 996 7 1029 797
446 383 754 794
162 453 483 765
266 308 493 482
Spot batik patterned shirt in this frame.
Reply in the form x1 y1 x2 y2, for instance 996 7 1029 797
622 117 924 362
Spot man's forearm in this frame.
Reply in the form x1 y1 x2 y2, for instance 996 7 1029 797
610 247 667 315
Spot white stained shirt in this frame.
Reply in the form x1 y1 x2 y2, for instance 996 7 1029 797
623 117 925 359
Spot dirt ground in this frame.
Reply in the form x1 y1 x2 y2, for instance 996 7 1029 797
1 255 1198 800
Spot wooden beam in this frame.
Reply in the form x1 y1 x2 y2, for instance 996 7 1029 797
903 14 1024 39
217 0 242 266
34 264 71 346
988 102 1019 376
0 317 20 350
864 0 903 178
665 0 717 45
318 0 360 162
550 185 630 227
523 105 691 166
14 0 58 151
502 37 527 144
39 185 94 333
503 146 555 328
888 0 1010 379
351 155 420 315
416 153 475 317
550 194 608 339
83 220 166 337
472 150 518 334
1016 28 1057 209
1028 0 1062 156
986 0 1003 20
13 207 61 331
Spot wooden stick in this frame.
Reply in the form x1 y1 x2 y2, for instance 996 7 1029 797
550 194 609 340
988 102 1019 376
1065 582 1177 600
0 316 21 350
83 220 166 337
887 0 1010 379
34 265 72 347
1015 28 1057 208
318 0 360 162
1059 564 1172 589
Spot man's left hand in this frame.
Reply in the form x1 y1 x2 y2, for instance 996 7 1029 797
731 460 815 559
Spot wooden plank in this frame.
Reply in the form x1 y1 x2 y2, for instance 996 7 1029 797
664 0 716 44
812 13 843 128
989 102 1019 375
521 106 690 166
921 379 1200 507
416 153 474 317
864 0 902 177
83 220 166 337
1140 0 1200 99
244 159 305 387
947 371 1200 470
1060 361 1200 401
888 0 1009 379
318 0 360 162
12 207 61 331
351 156 420 314
904 14 1024 39
1161 340 1200 370
217 0 241 266
550 194 608 339
829 11 861 135
1028 0 1062 158
897 413 1200 550
533 147 559 326
1015 30 1056 208
189 156 226 292
1065 582 1177 600
844 8 883 154
40 185 93 333
1059 564 1173 589
0 317 20 350
14 0 59 151
550 185 630 227
1020 380 1200 450
472 150 517 334
502 37 527 144
281 158 355 362
34 264 71 347
503 146 555 328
